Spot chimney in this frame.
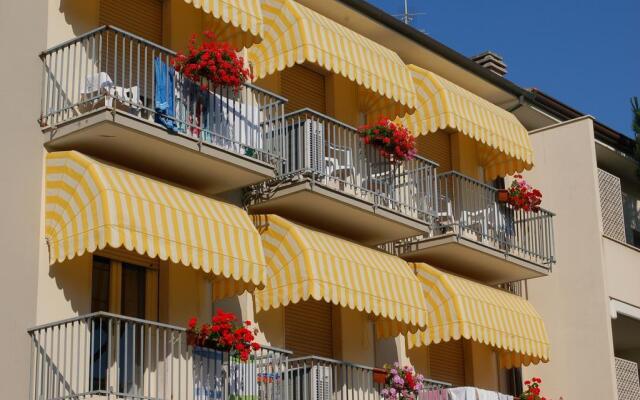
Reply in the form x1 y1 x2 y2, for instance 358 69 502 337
471 51 507 76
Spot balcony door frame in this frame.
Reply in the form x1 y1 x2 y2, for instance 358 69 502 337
93 248 159 321
91 249 159 395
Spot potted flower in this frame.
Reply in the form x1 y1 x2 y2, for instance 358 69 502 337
357 118 417 163
380 363 425 400
172 31 252 92
496 189 509 203
186 309 261 362
518 377 548 400
373 367 387 385
505 174 542 212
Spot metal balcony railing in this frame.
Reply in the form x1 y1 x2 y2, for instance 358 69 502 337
27 312 290 400
253 108 439 223
39 25 286 165
435 171 556 267
287 356 450 400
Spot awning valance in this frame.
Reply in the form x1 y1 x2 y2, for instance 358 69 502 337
401 65 533 179
248 0 416 115
407 263 549 368
252 214 428 337
45 151 267 294
184 0 263 47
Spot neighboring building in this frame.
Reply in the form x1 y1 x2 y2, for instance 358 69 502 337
8 1 636 400
518 90 640 400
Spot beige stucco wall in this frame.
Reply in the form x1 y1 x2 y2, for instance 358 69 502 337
523 117 618 399
603 237 640 307
37 254 93 323
47 0 100 47
0 0 48 398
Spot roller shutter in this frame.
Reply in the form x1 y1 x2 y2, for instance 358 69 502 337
285 300 334 358
282 65 326 114
99 0 163 44
429 340 466 387
416 131 452 172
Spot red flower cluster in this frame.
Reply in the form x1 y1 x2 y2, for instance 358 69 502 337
357 118 417 163
187 310 261 362
507 174 542 212
520 377 547 400
172 31 252 92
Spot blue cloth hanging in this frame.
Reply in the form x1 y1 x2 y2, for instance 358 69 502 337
154 57 178 132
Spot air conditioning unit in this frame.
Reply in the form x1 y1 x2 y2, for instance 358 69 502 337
302 119 325 174
310 364 332 400
288 364 333 400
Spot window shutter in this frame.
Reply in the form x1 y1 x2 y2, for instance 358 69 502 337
429 340 466 387
416 131 451 172
282 65 326 114
99 0 163 44
285 300 334 358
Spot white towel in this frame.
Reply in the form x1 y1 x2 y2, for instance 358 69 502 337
83 72 113 94
211 93 261 152
476 388 500 400
497 393 513 400
447 387 477 400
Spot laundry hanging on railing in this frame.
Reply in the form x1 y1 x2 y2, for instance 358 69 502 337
423 387 513 400
153 57 178 132
419 388 448 400
174 76 262 156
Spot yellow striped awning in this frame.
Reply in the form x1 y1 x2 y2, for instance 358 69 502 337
184 0 263 47
45 151 267 294
252 215 428 337
401 65 533 179
407 263 549 368
248 0 416 115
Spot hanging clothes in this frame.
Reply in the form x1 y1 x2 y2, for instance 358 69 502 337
153 57 177 132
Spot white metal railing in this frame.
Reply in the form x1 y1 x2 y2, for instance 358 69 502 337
435 171 555 267
39 25 286 165
616 357 640 400
251 108 439 224
287 356 450 400
28 312 290 400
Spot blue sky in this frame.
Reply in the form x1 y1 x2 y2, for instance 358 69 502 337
368 0 640 138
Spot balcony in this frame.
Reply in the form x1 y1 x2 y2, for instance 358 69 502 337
28 313 451 400
396 172 555 285
287 356 450 399
39 26 286 194
246 109 439 246
28 312 290 400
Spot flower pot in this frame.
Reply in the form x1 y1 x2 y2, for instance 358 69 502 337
373 368 387 385
187 331 197 346
496 189 509 203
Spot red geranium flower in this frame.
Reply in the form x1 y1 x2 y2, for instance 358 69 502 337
173 31 252 93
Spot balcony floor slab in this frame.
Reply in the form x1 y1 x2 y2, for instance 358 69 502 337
43 109 276 195
398 233 550 285
248 178 431 246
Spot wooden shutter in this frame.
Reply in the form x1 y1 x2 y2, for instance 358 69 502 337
285 300 333 358
282 65 326 114
99 0 163 44
429 340 466 387
416 131 451 172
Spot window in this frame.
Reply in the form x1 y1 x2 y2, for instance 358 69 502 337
91 256 111 312
90 254 157 393
121 263 146 319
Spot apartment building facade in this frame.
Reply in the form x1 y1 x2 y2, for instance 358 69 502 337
516 91 640 400
1 1 601 399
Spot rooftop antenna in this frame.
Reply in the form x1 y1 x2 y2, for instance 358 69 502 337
394 0 426 25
